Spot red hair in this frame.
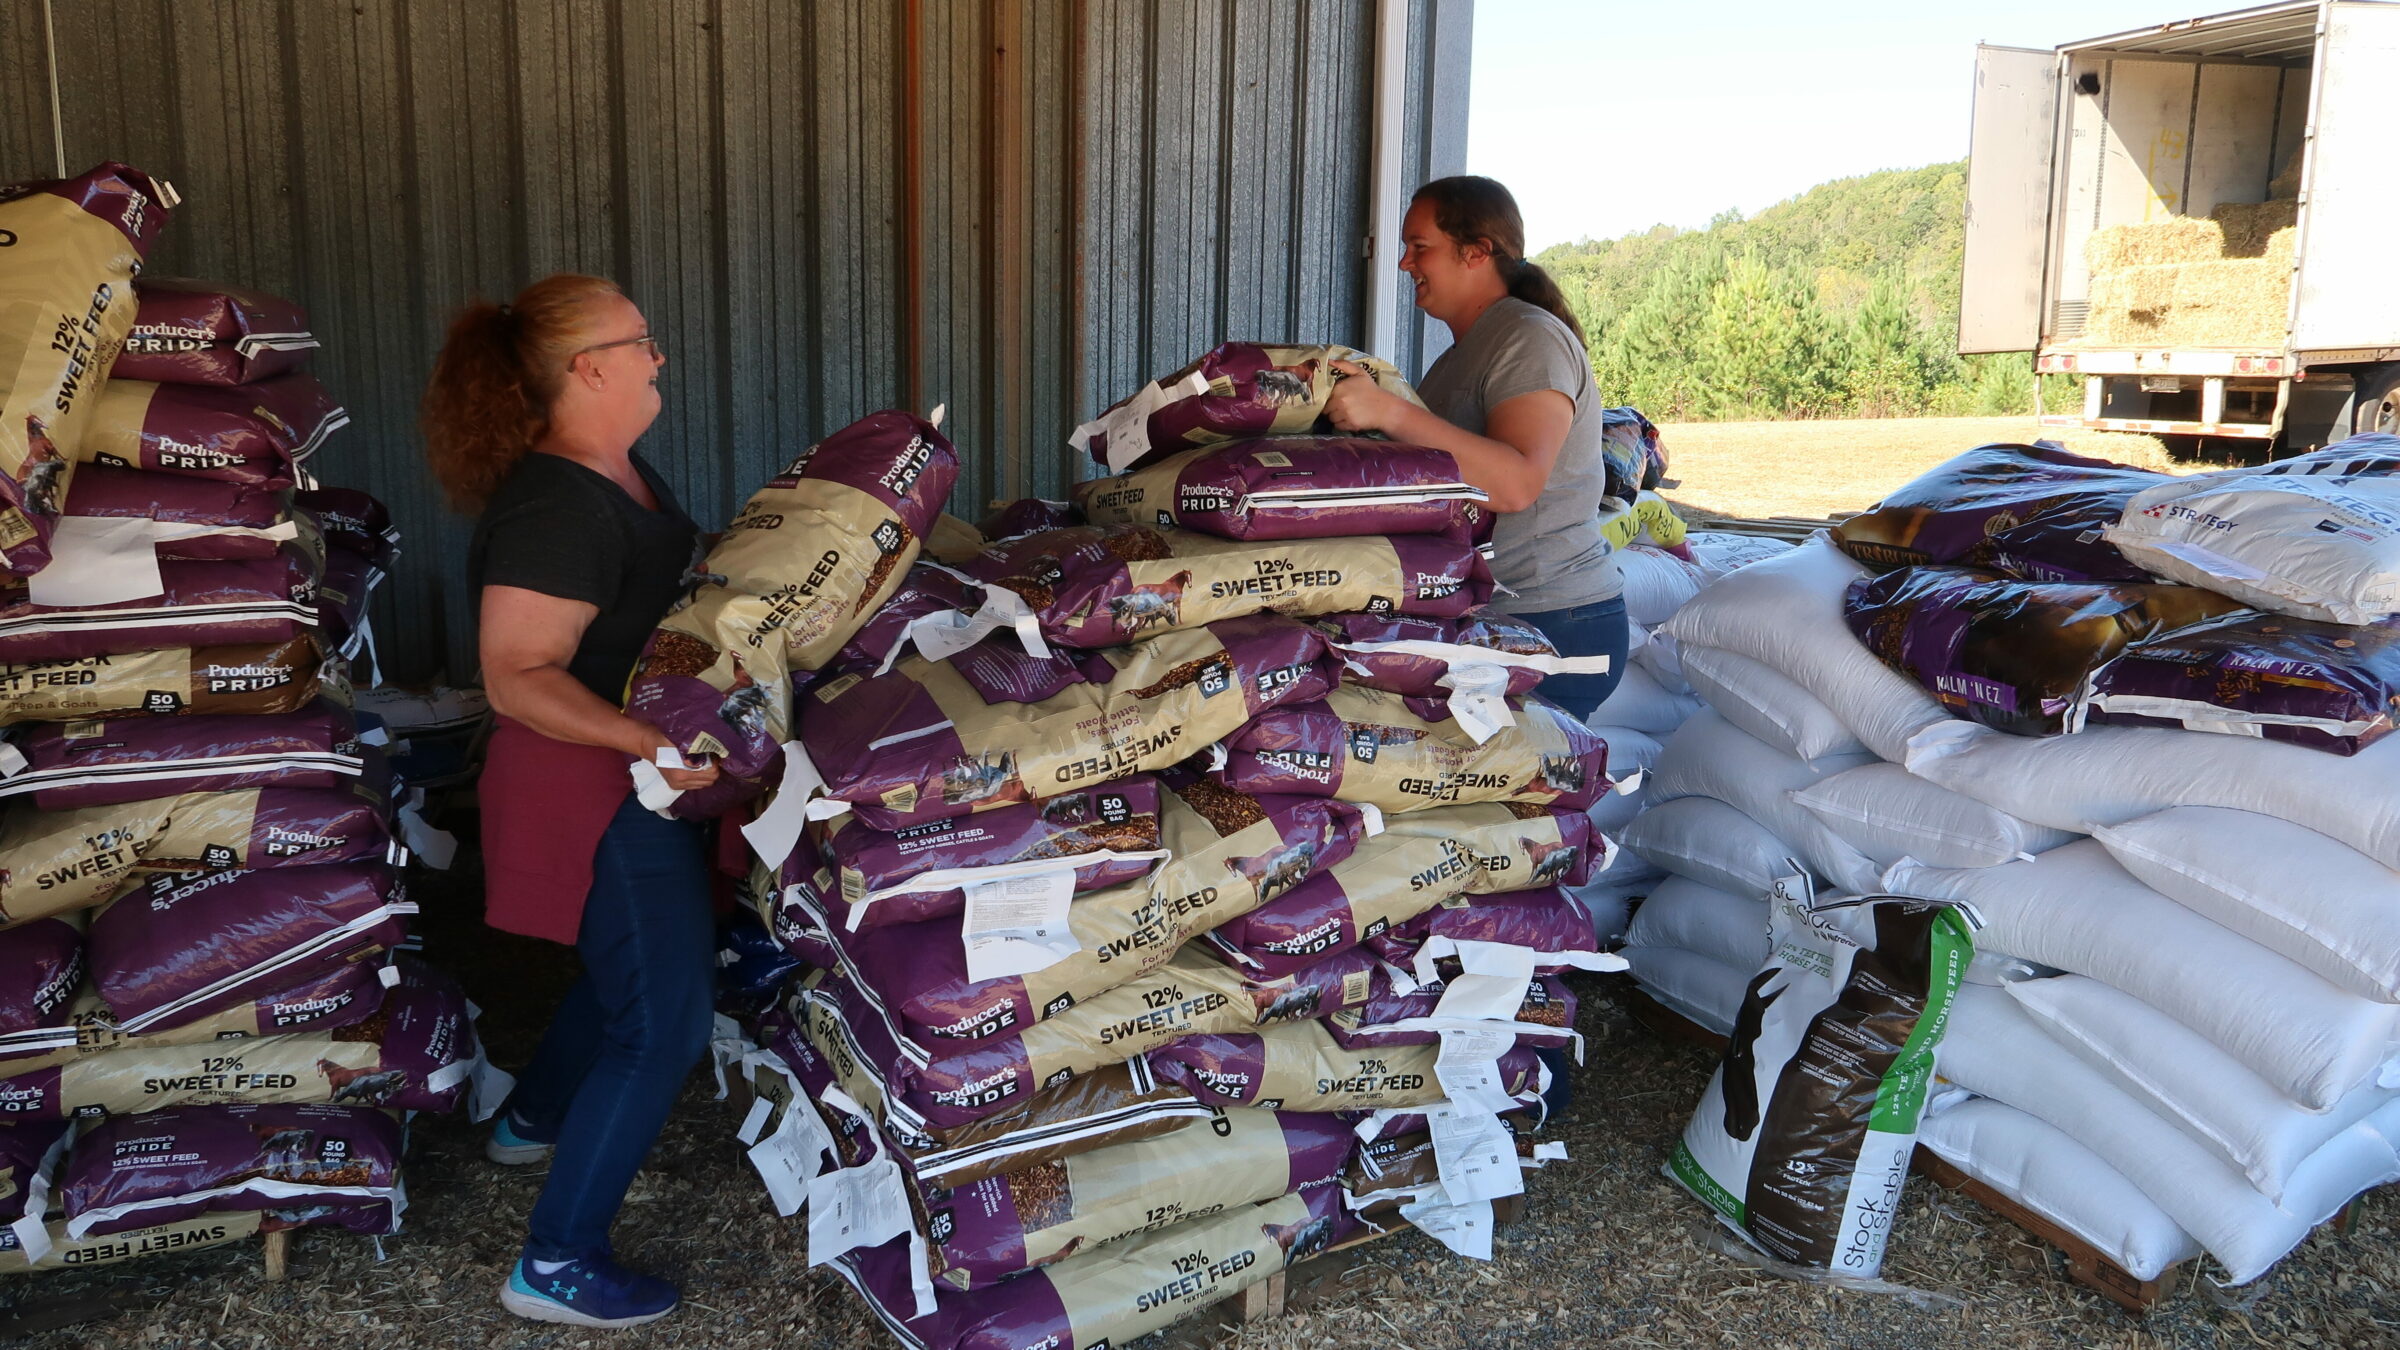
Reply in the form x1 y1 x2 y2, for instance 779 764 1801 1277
420 273 624 513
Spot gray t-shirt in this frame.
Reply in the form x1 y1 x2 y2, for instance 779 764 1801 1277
1415 297 1622 612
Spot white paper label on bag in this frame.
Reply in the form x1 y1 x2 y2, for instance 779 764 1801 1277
1410 937 1535 998
629 759 682 814
1399 1192 1495 1261
806 1152 914 1264
740 741 848 870
28 517 168 607
467 1054 515 1124
751 1101 835 1219
1427 944 1537 1024
961 870 1078 983
737 1095 775 1146
0 744 23 778
1434 1026 1519 1116
1426 1101 1523 1205
1437 664 1515 744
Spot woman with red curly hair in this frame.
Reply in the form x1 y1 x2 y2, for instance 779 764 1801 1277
424 274 718 1328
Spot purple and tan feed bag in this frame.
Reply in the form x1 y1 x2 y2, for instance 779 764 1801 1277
1072 436 1489 542
822 776 1168 927
1215 683 1613 813
958 522 1491 650
1363 884 1603 971
0 635 335 727
1145 1014 1545 1113
76 373 342 487
2079 609 2400 755
0 918 82 1041
628 410 960 787
59 1102 401 1239
0 162 175 576
0 549 320 663
1 699 362 810
1326 967 1578 1050
1074 341 1422 472
58 462 291 560
803 615 1334 830
1845 565 2244 737
1315 610 1562 699
109 278 314 387
0 961 388 1086
1832 443 2169 583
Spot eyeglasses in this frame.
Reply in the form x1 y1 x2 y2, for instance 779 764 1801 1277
576 335 663 362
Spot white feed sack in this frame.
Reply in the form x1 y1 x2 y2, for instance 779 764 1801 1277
1622 876 1769 973
2005 973 2398 1204
2107 452 2400 624
1676 644 1865 762
1940 982 2400 1286
1591 658 1703 734
1620 796 1800 900
1916 1095 2202 1283
1670 890 1974 1279
1889 842 2400 1110
1624 946 1751 1036
1647 709 1882 894
2095 806 2400 1003
1789 762 2078 872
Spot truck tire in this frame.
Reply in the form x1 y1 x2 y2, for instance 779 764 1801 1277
2354 363 2400 437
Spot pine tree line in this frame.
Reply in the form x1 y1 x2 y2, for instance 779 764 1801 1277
1537 161 2060 422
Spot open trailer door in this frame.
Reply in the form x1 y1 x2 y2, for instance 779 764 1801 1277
2291 2 2400 355
1959 44 2059 354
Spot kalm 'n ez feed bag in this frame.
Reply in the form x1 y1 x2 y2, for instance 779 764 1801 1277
109 278 315 387
2106 437 2400 624
1831 442 2167 584
1669 887 1975 1280
1072 341 1424 473
0 699 363 810
2075 609 2400 755
801 615 1334 831
76 374 343 487
0 635 337 726
957 523 1492 651
1844 566 2244 738
58 1102 401 1241
1212 683 1614 814
627 409 961 788
0 768 399 924
0 163 176 577
1071 437 1489 542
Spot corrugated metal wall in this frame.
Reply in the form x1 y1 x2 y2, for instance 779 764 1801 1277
0 0 1468 682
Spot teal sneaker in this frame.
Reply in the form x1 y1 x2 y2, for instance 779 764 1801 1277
500 1252 679 1328
483 1113 553 1166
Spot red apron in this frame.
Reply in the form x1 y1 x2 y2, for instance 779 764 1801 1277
478 716 637 946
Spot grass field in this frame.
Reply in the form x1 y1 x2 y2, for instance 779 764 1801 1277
1656 416 2176 522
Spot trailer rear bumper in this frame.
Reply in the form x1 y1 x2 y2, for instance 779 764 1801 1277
2040 414 2278 439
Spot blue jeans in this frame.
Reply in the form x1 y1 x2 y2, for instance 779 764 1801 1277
1512 595 1631 724
506 794 715 1260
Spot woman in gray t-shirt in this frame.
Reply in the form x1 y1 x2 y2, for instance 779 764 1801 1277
1325 175 1627 721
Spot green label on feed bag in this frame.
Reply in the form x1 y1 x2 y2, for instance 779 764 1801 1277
1668 1138 1744 1225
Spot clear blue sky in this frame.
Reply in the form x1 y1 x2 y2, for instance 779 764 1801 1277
1469 0 2215 251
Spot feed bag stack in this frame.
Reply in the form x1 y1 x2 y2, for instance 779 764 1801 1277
643 343 1641 1347
1635 436 2400 1295
0 164 497 1275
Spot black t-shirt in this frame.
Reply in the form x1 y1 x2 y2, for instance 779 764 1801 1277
468 451 700 703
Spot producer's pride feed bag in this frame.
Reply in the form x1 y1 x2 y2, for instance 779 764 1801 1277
0 163 175 575
75 375 344 487
1072 341 1422 472
628 409 960 784
1671 891 1973 1278
1071 437 1488 541
110 278 315 386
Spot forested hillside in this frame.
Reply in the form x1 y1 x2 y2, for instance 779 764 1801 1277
1538 161 2045 421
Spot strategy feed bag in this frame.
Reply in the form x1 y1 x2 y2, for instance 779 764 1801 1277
0 163 175 577
1844 566 2242 738
1671 889 1973 1280
1072 341 1422 472
2107 437 2400 624
955 523 1491 651
627 409 959 787
1213 683 1613 814
1832 442 2166 583
2076 609 2400 755
1071 436 1488 542
802 615 1334 830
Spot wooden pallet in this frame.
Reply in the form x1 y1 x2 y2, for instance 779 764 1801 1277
1212 1193 1529 1329
1611 983 2190 1312
1665 505 1853 543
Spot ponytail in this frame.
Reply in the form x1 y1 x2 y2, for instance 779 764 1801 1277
420 273 624 513
1410 175 1587 349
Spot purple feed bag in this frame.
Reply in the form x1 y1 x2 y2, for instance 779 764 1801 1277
802 615 1334 831
626 411 960 792
826 563 983 676
1832 443 2170 583
0 1121 67 1225
0 162 176 577
88 862 410 1034
77 374 343 487
291 488 398 566
111 278 315 387
2077 609 2400 755
1363 885 1602 971
978 497 1079 541
0 918 83 1041
1845 565 2247 737
0 961 390 1083
58 462 292 561
59 1102 402 1240
958 523 1492 650
0 550 319 664
0 699 363 810
1315 610 1562 699
1072 437 1491 542
1326 968 1578 1051
1145 1016 1546 1113
1214 684 1614 813
312 545 384 664
1072 342 1423 472
0 635 334 726
823 777 1167 927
